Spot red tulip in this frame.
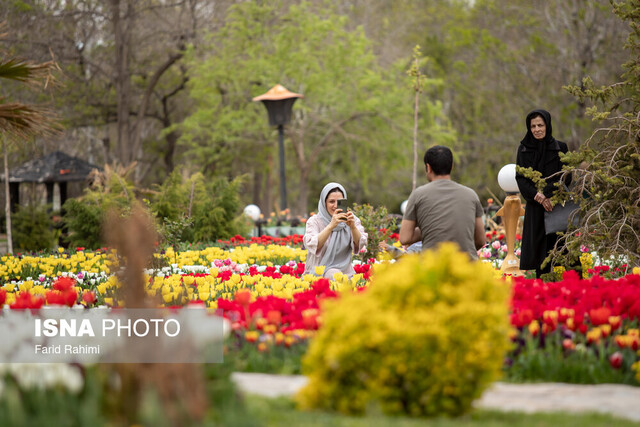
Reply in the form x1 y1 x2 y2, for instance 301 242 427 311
244 331 259 343
64 289 78 307
52 276 76 292
255 317 267 330
82 290 96 304
609 352 623 369
267 310 282 326
511 309 534 328
528 321 540 337
234 289 251 307
589 307 612 326
608 316 622 330
10 291 44 309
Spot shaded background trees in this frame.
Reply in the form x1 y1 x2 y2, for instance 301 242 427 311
1 0 228 177
178 1 452 216
1 0 630 217
553 0 640 269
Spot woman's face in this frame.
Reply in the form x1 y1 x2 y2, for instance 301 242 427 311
530 116 547 140
325 190 344 216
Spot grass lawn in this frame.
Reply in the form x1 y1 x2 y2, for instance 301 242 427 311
240 395 640 427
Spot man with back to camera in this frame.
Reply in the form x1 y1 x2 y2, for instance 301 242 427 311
399 145 486 259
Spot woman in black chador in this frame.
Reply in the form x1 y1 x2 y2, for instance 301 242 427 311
516 109 570 278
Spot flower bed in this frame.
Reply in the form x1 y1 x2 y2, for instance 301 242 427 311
507 270 640 384
0 235 639 384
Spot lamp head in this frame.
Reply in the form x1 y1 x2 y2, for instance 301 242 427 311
252 84 303 126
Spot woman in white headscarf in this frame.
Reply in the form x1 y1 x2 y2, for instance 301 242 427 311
303 182 368 280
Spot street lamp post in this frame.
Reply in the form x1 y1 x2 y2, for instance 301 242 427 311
252 84 303 212
497 164 525 276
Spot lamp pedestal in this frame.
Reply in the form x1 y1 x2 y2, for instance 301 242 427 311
496 194 525 276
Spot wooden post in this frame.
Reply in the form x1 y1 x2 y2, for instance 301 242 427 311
496 194 525 276
2 137 13 254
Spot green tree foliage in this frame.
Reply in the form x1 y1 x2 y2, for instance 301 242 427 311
449 0 626 199
179 1 454 215
552 0 640 269
354 0 627 200
62 165 136 249
149 170 250 243
11 204 56 251
4 1 632 215
350 203 397 261
1 0 226 178
62 198 103 249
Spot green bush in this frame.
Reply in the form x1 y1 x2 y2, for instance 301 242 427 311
296 243 510 417
351 203 397 261
62 166 137 249
62 167 250 249
149 170 250 243
62 198 104 249
11 204 56 251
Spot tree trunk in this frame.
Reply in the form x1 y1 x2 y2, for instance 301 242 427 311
412 89 419 191
252 169 263 212
162 96 177 174
111 0 133 165
290 128 310 216
163 130 178 174
297 167 310 217
3 137 13 254
132 52 184 166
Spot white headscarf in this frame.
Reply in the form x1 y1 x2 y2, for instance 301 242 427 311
317 182 353 274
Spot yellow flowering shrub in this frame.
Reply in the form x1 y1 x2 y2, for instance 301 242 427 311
296 243 510 417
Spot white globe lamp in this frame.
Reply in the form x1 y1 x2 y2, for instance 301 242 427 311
400 200 408 215
243 204 261 222
497 164 519 193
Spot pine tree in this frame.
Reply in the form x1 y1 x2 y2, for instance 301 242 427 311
555 0 640 270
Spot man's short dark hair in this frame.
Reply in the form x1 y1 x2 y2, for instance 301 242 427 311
424 145 453 175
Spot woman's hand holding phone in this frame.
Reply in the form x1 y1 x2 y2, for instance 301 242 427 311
330 209 347 229
332 209 348 223
345 211 355 228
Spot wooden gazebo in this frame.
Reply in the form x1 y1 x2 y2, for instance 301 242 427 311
2 151 101 212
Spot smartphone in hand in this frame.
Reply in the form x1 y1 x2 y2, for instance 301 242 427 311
337 198 348 212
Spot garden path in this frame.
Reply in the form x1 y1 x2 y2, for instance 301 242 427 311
231 373 640 422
